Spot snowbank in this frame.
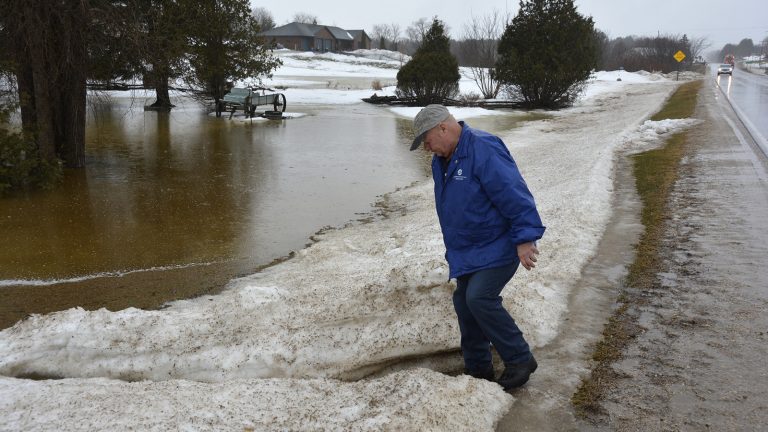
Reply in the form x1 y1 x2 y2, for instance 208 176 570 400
270 50 404 80
0 369 512 431
390 106 510 119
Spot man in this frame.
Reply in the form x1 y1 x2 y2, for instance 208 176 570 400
411 104 545 391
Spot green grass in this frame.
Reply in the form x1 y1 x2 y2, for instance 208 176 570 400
572 80 702 417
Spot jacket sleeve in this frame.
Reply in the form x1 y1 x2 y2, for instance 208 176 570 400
477 139 545 245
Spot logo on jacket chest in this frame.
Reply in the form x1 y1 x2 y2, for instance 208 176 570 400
453 167 467 181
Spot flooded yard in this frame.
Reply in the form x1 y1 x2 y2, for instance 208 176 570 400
0 97 425 326
0 95 532 329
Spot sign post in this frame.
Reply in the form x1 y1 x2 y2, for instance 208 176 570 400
674 50 686 81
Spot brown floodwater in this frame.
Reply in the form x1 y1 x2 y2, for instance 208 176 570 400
0 96 537 329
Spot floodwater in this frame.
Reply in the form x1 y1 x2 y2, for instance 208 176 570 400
0 96 534 329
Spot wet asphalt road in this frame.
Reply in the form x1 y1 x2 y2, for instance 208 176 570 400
715 64 768 157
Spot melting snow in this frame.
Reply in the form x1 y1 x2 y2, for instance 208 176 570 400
0 50 703 430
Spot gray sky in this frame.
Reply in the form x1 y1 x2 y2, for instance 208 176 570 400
251 0 767 50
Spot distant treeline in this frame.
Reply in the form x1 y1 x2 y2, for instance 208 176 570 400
717 38 765 61
371 19 709 74
592 33 709 73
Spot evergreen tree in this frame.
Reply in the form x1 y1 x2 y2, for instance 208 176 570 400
395 18 460 105
495 0 598 108
2 0 89 168
735 38 755 58
138 0 191 109
0 0 282 193
87 2 143 84
184 0 281 105
251 7 275 31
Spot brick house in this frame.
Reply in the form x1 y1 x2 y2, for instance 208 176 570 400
260 22 370 52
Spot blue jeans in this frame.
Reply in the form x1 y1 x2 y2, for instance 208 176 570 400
453 261 532 371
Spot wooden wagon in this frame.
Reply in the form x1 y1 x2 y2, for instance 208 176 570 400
215 87 287 118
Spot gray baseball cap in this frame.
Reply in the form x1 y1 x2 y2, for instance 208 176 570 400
410 104 450 151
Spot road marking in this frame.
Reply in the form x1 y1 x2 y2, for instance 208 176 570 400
715 74 768 159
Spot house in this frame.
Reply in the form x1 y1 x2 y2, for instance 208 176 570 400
260 22 370 52
348 30 372 51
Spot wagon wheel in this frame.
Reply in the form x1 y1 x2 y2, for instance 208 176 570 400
244 96 252 117
273 93 287 113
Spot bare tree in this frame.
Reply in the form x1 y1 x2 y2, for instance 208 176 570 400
686 36 710 63
612 34 689 73
460 10 507 98
292 12 318 25
399 18 430 54
406 17 430 44
370 23 393 49
597 33 709 73
389 23 401 51
252 6 275 30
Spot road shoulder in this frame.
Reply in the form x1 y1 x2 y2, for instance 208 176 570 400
585 77 768 430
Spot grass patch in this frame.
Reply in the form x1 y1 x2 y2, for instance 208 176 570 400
572 80 702 418
650 81 700 121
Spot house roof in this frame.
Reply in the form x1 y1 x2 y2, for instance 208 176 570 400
347 30 370 40
323 26 353 41
261 22 316 38
260 22 354 41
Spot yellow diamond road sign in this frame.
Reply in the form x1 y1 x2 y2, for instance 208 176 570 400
674 50 686 62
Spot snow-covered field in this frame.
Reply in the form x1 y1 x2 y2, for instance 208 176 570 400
0 50 701 431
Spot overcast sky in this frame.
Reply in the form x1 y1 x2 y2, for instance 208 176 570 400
251 0 767 51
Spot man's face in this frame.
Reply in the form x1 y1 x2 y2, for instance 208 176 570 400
422 122 455 158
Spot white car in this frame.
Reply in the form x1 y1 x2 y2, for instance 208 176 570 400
717 64 734 75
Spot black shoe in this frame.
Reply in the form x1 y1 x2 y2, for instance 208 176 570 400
497 356 538 391
464 364 495 381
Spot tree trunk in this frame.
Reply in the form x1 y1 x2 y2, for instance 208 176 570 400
11 0 89 168
56 1 88 168
19 0 57 164
149 66 174 109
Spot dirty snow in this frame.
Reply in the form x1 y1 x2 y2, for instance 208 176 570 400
0 369 511 432
0 50 702 430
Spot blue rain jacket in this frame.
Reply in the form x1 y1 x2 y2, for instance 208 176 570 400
432 122 545 279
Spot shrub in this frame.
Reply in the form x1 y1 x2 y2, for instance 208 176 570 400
459 92 482 103
0 103 62 196
495 0 598 108
0 127 61 195
396 18 460 105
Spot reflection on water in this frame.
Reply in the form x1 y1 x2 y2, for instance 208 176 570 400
716 73 733 97
0 97 536 328
0 98 426 283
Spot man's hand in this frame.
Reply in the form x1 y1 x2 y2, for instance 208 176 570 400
517 242 540 271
